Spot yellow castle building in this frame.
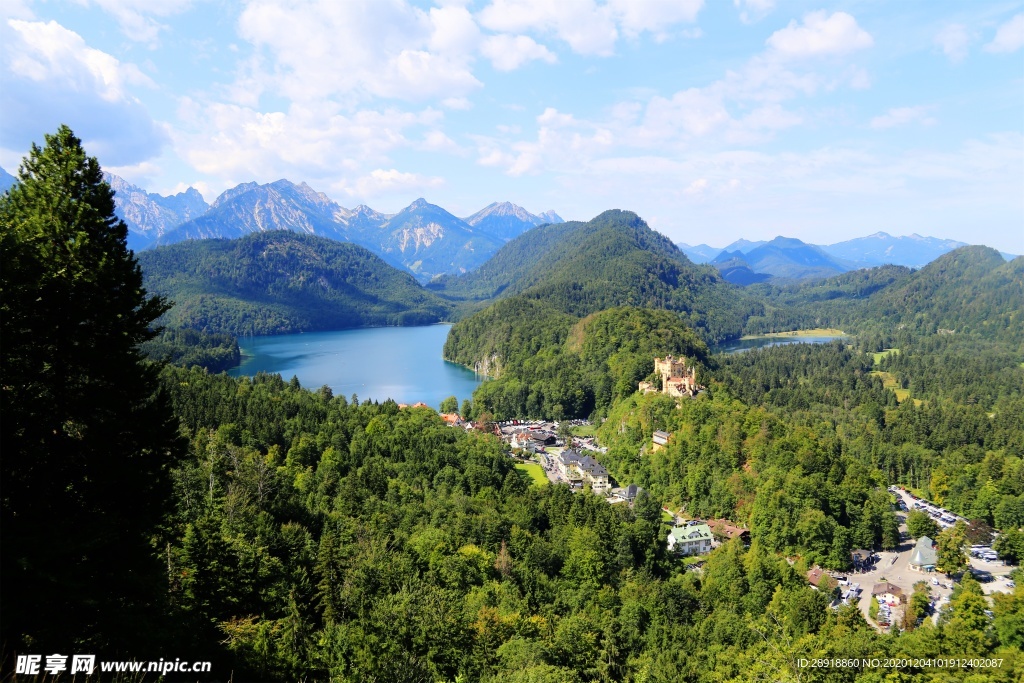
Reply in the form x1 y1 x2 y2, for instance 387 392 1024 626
639 355 702 398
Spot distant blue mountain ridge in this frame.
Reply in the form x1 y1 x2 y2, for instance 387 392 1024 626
679 232 1016 284
0 165 1010 283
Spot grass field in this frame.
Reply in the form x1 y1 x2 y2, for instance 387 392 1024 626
571 424 597 438
870 348 912 402
516 463 549 487
872 348 901 364
740 328 845 340
870 370 911 402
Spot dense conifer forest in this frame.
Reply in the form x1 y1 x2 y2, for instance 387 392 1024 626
2 128 1023 682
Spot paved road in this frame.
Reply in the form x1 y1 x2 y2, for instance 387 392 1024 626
854 489 1018 629
853 539 954 628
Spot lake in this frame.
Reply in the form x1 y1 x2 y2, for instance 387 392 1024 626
229 324 482 409
713 333 847 354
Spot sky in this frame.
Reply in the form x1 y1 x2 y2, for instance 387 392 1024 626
1 0 1022 253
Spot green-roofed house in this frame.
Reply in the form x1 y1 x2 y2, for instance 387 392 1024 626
667 523 713 556
909 536 937 572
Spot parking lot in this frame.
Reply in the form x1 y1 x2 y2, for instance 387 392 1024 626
851 488 1018 629
854 541 955 628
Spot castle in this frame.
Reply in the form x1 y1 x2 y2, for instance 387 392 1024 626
639 355 702 398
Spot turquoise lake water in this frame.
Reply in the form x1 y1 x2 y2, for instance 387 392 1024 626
229 324 482 409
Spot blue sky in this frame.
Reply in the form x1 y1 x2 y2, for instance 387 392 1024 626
1 0 1022 252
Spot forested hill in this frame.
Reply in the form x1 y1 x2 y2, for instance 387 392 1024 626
749 246 1023 342
432 209 702 301
435 209 760 343
868 246 1023 340
138 231 453 336
446 306 710 419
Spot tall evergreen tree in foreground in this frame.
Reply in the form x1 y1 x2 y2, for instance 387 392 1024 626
0 126 180 652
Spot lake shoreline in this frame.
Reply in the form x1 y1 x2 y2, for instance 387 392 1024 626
229 324 481 409
738 327 846 340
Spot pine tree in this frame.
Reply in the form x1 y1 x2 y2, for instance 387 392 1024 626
0 126 180 651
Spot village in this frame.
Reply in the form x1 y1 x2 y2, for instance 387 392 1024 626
437 354 705 506
434 354 1018 633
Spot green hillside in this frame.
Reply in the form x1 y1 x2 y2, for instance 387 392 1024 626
449 306 709 419
138 231 453 335
869 246 1022 339
748 247 1022 342
434 210 760 342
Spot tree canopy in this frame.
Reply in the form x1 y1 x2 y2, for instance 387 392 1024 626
0 126 181 651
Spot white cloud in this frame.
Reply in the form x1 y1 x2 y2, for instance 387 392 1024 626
1 19 164 165
1 0 34 21
641 88 730 140
474 106 613 176
607 0 702 39
734 0 774 25
6 19 154 101
429 4 481 55
767 11 873 59
477 0 702 56
164 180 213 201
478 0 618 56
346 168 444 197
105 159 162 181
870 106 937 129
684 177 708 195
481 34 556 71
934 24 972 63
419 129 464 154
984 13 1024 54
442 97 473 110
237 0 481 103
176 100 442 183
71 0 193 46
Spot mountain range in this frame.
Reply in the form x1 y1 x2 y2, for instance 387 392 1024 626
675 232 1017 284
711 237 857 282
2 165 1010 284
0 166 17 195
100 173 563 282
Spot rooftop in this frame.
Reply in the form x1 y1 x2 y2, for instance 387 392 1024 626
909 536 937 567
669 524 713 544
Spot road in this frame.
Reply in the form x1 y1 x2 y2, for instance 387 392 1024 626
854 488 1017 629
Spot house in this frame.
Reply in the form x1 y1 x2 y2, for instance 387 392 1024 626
531 433 557 447
667 524 713 556
908 536 937 572
851 549 873 569
576 454 610 491
807 566 826 588
624 483 643 502
871 582 903 605
510 430 554 449
440 413 462 426
708 519 751 545
652 430 671 452
556 450 610 491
